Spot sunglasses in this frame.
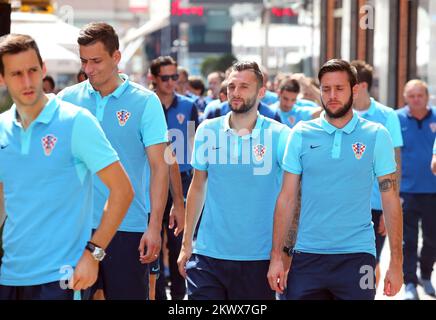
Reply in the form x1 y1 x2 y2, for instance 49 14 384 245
158 74 179 82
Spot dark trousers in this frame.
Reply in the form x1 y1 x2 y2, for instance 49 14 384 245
156 171 192 300
402 193 436 284
0 281 75 300
285 252 376 300
186 254 275 300
372 210 386 263
85 231 149 300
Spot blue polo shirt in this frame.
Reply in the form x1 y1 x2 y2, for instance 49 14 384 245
283 112 396 256
397 106 436 193
58 75 168 232
191 113 291 260
356 98 403 210
162 93 199 173
204 101 282 123
270 101 314 128
0 95 118 285
261 90 279 105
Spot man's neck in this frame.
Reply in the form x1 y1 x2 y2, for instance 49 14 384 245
157 91 175 109
94 73 123 97
353 91 371 111
409 106 429 120
229 104 259 135
280 104 293 113
325 109 354 129
16 94 49 130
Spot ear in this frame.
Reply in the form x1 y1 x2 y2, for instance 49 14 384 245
42 62 47 78
113 50 121 64
258 86 266 100
352 84 359 100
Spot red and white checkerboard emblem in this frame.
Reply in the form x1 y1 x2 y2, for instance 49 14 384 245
177 113 185 125
352 142 366 160
41 134 57 156
116 110 131 127
430 122 436 133
288 116 296 126
253 144 266 161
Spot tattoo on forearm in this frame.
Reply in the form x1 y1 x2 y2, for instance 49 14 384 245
285 186 301 247
379 177 398 193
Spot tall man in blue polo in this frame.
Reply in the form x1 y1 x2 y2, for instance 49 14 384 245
0 34 134 300
351 60 403 287
58 23 169 300
149 56 199 300
397 79 436 299
177 61 291 300
268 59 403 300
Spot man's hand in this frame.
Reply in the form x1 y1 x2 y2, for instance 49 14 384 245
139 228 161 264
169 203 185 237
70 251 99 291
177 244 193 279
267 255 286 294
383 263 403 297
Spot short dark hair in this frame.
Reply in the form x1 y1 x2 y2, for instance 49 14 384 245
0 34 43 75
279 78 300 94
351 60 373 90
43 75 55 90
78 22 119 55
150 56 177 77
318 59 358 89
188 76 205 96
231 61 264 88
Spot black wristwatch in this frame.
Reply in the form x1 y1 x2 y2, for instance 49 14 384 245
283 246 294 257
86 241 106 261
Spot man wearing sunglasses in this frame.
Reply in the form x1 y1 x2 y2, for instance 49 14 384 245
150 56 199 300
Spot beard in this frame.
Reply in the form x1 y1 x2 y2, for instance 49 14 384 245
229 95 258 114
322 95 354 119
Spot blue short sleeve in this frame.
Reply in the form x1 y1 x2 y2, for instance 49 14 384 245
373 125 397 177
72 109 119 174
190 121 210 171
384 111 403 148
140 93 169 148
282 124 303 175
433 137 436 155
277 126 292 168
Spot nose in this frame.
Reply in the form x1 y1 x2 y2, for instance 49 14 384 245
83 63 93 76
328 88 338 100
22 72 32 88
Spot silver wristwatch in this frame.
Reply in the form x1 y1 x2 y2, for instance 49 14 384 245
85 241 106 261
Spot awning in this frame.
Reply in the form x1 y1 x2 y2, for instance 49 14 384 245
122 15 170 45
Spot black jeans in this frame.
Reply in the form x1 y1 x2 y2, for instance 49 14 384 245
401 193 436 284
156 171 192 300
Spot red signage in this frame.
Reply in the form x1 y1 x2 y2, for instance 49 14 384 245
171 0 204 17
271 7 297 17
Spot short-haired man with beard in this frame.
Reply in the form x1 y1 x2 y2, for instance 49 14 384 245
177 61 291 300
268 59 403 300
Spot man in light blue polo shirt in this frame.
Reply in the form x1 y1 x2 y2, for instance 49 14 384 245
149 55 199 300
58 23 169 300
270 78 320 128
0 34 133 300
177 61 291 300
351 60 403 287
397 79 436 299
268 59 403 300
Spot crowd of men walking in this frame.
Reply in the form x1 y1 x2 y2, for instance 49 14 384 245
0 21 435 300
